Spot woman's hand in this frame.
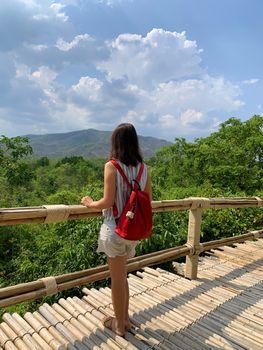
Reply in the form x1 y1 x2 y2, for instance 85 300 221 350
81 196 94 207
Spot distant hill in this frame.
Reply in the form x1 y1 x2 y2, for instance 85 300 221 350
26 129 172 159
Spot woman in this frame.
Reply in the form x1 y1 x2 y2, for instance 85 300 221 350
81 123 152 337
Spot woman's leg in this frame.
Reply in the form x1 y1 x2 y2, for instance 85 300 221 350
107 254 128 335
124 278 131 330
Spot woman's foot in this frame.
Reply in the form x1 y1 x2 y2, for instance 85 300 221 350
102 316 125 337
125 319 132 331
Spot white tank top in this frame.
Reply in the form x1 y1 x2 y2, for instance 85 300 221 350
103 160 148 220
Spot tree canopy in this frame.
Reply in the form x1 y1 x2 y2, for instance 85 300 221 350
0 136 33 187
151 115 263 194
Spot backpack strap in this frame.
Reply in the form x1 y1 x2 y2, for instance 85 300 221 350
110 160 144 217
135 162 144 184
110 159 131 188
110 160 144 188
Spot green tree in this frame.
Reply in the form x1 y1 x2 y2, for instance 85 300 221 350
195 115 263 192
151 115 263 194
0 136 34 187
35 156 50 167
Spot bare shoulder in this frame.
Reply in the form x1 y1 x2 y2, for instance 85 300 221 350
105 161 116 172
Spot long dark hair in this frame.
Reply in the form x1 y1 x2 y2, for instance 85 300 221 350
110 123 143 166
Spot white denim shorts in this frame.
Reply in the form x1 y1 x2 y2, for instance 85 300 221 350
97 219 138 258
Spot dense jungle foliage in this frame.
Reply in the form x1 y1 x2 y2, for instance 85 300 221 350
0 115 262 318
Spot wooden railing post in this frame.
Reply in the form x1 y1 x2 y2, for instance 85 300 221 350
185 206 202 279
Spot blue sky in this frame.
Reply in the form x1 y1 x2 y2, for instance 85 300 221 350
0 0 262 141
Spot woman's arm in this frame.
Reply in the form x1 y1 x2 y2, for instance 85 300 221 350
81 161 116 209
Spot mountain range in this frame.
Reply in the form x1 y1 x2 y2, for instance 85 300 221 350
26 129 172 159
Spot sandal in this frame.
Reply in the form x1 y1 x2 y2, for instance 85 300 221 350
102 316 125 337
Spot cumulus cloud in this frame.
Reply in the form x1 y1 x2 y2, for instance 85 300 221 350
115 75 243 139
0 67 53 136
99 29 202 88
31 66 58 91
17 33 108 73
71 76 103 102
68 76 138 124
153 76 243 114
0 1 74 52
0 0 245 142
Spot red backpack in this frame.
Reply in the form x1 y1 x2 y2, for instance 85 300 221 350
111 160 152 241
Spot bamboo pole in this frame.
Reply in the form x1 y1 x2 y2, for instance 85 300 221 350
0 197 262 304
1 229 263 308
10 313 53 350
31 311 78 350
0 326 18 350
38 304 88 350
0 197 262 226
2 313 43 350
22 312 65 350
0 322 28 350
51 303 112 350
185 207 202 279
140 269 261 350
0 246 189 308
64 298 140 350
57 299 119 350
201 230 263 251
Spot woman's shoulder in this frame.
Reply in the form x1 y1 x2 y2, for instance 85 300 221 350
107 159 146 171
104 160 117 172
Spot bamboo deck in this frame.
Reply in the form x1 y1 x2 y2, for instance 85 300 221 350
1 239 263 350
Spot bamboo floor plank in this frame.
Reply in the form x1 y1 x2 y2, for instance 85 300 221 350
1 238 263 349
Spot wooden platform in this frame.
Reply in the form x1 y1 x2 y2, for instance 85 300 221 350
1 239 263 350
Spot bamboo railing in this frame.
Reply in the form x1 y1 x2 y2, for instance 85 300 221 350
0 197 262 308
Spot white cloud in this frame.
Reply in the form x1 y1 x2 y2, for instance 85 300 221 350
15 64 57 92
98 0 133 6
242 78 259 85
71 76 103 101
158 114 178 129
116 75 243 139
61 0 79 5
31 66 58 90
0 13 246 141
51 103 92 131
17 32 108 73
56 34 93 51
50 3 69 22
99 29 202 88
31 3 68 22
0 0 72 53
27 44 48 51
15 63 31 79
152 76 243 115
180 109 203 126
19 0 39 7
